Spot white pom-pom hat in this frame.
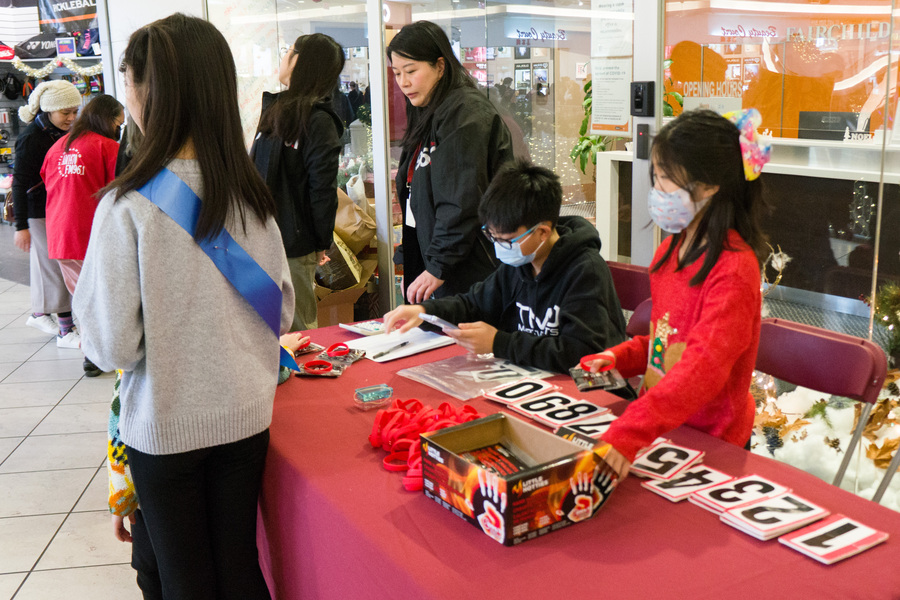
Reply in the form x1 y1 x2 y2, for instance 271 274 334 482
18 80 82 124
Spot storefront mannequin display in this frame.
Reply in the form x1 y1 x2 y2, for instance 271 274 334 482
73 13 293 599
252 33 345 330
388 20 514 303
12 79 83 348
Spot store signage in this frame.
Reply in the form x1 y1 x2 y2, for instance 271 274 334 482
681 80 743 99
515 28 566 42
38 0 97 34
786 22 889 42
717 25 777 39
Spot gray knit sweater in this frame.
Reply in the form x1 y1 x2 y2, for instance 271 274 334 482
73 159 294 455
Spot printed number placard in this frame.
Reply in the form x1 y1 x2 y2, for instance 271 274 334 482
555 413 618 438
629 442 704 480
483 378 559 405
642 466 734 502
721 492 830 540
779 514 889 564
510 393 604 427
689 475 790 514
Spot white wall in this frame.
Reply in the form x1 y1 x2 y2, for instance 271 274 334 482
98 0 206 102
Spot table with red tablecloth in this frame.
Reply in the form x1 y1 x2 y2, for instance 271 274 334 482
257 325 900 600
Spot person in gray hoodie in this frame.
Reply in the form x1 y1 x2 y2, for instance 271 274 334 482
73 14 293 600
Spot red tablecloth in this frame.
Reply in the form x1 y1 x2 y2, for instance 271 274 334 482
258 326 900 600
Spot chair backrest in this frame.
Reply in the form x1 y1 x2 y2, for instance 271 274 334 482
627 298 652 338
756 318 887 406
607 261 651 312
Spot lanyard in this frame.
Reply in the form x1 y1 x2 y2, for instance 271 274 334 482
137 167 298 371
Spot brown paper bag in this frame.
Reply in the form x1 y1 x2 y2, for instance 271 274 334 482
334 188 376 255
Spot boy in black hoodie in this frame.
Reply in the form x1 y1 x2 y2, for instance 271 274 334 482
383 160 627 373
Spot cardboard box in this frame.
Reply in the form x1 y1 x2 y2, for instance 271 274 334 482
315 257 377 327
421 413 615 546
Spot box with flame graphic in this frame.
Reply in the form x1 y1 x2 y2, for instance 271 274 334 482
421 413 617 546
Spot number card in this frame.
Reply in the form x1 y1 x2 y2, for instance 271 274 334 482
509 393 604 427
555 412 618 439
689 475 790 514
629 441 705 480
779 514 889 564
720 492 830 540
483 378 559 405
642 466 734 502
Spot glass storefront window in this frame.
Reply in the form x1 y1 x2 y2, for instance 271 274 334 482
664 1 899 336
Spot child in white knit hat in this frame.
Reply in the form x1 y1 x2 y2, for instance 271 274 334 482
11 80 89 360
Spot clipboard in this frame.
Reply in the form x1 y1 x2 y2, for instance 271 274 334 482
345 327 455 363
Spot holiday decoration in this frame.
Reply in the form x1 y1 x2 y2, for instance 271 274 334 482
11 56 102 78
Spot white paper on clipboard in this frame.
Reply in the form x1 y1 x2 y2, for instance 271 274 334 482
345 327 455 362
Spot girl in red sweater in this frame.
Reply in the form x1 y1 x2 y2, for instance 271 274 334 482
582 108 771 480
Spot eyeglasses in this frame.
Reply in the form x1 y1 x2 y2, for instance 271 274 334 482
280 45 296 59
481 224 538 250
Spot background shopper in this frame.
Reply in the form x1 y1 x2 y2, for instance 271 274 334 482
252 33 345 330
12 80 83 348
388 20 514 303
74 13 293 599
42 93 123 376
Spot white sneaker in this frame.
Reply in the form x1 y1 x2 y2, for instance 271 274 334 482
26 314 58 335
57 330 81 349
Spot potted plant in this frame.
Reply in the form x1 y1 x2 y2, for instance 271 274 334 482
569 79 618 176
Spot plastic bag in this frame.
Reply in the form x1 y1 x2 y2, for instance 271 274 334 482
315 232 362 291
398 353 553 401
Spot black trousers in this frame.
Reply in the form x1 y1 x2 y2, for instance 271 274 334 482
127 430 271 600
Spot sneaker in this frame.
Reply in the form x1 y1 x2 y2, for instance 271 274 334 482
57 330 81 349
26 314 58 335
83 357 102 377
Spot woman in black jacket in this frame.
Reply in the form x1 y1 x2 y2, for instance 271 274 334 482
12 80 84 350
388 21 514 303
252 34 344 330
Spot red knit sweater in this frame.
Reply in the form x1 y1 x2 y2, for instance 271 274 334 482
603 230 761 462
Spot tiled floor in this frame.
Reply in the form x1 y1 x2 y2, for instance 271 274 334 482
0 277 142 599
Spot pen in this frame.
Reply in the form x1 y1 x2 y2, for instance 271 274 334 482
372 341 409 359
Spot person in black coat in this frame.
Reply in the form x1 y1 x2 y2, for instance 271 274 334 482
251 34 345 330
388 21 514 304
384 161 627 374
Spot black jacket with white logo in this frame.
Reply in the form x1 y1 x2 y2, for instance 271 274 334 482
251 92 343 258
420 216 627 373
395 86 513 299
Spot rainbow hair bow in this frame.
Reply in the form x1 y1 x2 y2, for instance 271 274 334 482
724 108 771 181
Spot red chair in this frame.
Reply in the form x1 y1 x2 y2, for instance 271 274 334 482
755 318 888 494
607 261 651 312
626 298 652 339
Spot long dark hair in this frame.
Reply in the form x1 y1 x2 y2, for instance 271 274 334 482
105 13 274 242
386 20 475 153
64 94 122 151
257 33 344 143
650 109 769 286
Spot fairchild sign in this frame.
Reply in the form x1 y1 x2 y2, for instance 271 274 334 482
516 28 566 41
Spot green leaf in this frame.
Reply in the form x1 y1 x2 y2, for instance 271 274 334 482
579 152 587 174
663 59 672 69
583 80 592 94
670 91 683 104
663 102 674 117
579 120 588 136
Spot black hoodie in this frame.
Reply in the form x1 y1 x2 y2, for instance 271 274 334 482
420 216 627 373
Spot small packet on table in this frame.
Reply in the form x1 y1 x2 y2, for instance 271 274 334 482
569 366 627 392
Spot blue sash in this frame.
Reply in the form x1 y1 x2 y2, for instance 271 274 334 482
138 168 298 371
